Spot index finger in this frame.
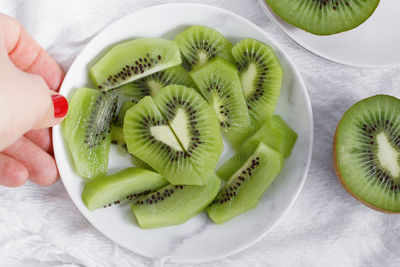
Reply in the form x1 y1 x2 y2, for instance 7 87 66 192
0 13 65 91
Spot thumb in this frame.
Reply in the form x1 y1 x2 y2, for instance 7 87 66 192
0 57 68 150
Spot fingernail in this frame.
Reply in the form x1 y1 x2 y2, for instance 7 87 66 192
51 94 68 118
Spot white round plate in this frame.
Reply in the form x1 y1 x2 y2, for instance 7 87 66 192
258 0 400 68
53 3 313 264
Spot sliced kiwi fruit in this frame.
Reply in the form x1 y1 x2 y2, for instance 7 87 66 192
131 174 221 229
120 65 196 100
190 58 250 148
123 96 206 185
174 25 234 69
265 0 380 36
90 38 182 91
153 85 223 184
82 167 168 211
217 115 297 181
232 38 283 143
207 142 284 224
63 87 118 179
334 95 400 213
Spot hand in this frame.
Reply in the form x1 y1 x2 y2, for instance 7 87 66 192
0 14 67 187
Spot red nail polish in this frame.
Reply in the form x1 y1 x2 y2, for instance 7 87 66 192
51 94 68 118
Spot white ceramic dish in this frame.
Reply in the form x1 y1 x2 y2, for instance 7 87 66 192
53 3 313 264
258 0 400 69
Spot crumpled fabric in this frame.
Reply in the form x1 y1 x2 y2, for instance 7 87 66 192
0 0 400 266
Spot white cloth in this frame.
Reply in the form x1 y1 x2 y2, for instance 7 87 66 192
1 0 400 266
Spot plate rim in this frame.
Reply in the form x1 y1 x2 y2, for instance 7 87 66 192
257 0 400 69
53 2 314 264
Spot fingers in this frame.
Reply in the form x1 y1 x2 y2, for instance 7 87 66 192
2 136 59 186
0 153 28 187
0 13 65 90
24 128 53 154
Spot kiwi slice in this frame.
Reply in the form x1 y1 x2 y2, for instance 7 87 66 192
90 38 182 91
82 167 168 210
63 88 118 179
217 115 297 181
123 95 211 185
232 38 283 143
131 174 221 229
207 142 284 224
334 95 400 213
153 85 223 184
190 58 250 148
265 0 380 36
120 65 196 100
174 25 234 69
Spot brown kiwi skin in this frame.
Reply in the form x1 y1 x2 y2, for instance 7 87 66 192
332 115 399 214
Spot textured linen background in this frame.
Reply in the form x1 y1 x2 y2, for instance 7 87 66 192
1 0 400 266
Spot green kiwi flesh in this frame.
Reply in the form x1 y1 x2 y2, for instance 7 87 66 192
63 88 118 179
190 58 250 148
265 0 380 36
120 65 196 100
153 85 223 184
123 95 213 185
207 142 283 224
82 167 168 210
131 174 221 229
217 115 297 181
90 38 182 91
174 25 234 69
334 95 400 212
232 38 283 143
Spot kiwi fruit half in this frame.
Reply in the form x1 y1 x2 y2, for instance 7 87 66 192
90 38 182 91
207 142 284 224
174 25 234 69
82 167 168 211
217 115 297 181
63 87 118 179
131 174 221 229
232 38 283 143
265 0 380 36
334 95 400 213
120 65 196 100
153 85 223 184
190 58 250 148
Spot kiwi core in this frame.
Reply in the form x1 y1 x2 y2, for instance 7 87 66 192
376 133 400 178
198 51 209 67
150 125 183 151
240 63 257 97
170 108 190 150
147 80 163 97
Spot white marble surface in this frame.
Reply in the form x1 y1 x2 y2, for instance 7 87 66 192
1 0 400 266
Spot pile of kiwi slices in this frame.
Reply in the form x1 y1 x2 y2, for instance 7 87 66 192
63 25 298 229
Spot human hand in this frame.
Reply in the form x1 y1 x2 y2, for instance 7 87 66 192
0 14 67 187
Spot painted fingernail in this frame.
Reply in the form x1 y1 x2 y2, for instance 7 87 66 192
51 94 68 118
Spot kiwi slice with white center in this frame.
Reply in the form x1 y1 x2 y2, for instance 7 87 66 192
265 0 380 35
131 174 221 229
207 142 284 224
63 87 118 179
190 58 250 148
174 25 234 69
334 95 400 213
120 65 196 100
232 38 283 143
153 85 223 184
123 96 202 185
90 38 182 91
217 115 297 181
82 167 168 211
